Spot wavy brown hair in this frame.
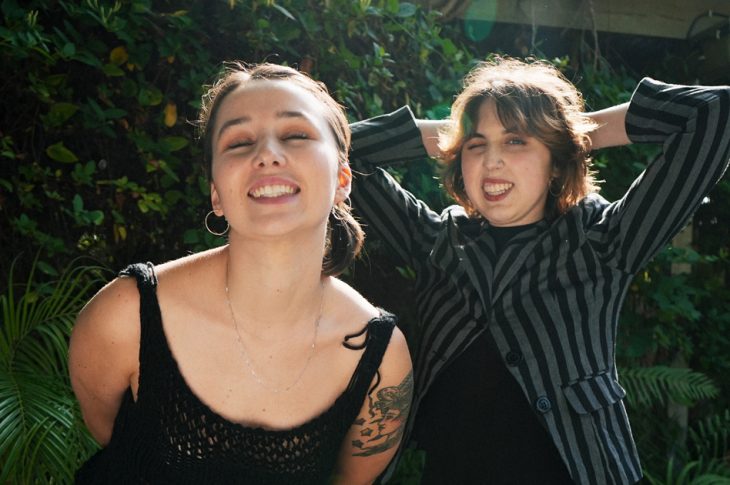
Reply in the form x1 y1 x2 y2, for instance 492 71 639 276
196 62 363 276
440 57 600 220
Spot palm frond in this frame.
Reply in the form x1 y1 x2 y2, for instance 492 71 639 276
690 476 730 485
644 456 730 485
689 409 730 461
620 365 719 408
0 256 107 483
0 369 94 482
1 256 108 376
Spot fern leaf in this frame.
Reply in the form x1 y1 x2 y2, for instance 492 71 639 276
620 365 719 407
689 409 730 461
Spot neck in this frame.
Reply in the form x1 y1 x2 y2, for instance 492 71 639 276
223 232 328 334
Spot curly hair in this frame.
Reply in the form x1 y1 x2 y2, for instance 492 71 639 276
440 57 600 220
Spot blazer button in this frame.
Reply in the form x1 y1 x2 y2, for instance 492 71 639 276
535 396 552 414
505 350 523 366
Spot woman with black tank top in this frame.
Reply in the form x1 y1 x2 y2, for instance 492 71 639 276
68 63 413 484
348 57 730 484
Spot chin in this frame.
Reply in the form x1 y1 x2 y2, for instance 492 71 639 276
483 215 512 227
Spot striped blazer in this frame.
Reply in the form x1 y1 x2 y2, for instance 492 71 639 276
349 78 730 484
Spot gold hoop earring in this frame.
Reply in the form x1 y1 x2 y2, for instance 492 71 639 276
205 210 229 236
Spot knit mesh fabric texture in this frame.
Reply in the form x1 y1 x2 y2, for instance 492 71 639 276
75 262 395 485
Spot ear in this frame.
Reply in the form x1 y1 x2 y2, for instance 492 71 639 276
550 163 561 182
210 182 224 216
334 163 352 204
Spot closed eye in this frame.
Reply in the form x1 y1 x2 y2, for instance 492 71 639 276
465 141 486 150
227 140 254 150
284 132 310 141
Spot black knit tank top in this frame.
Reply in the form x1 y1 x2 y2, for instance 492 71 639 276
75 263 396 484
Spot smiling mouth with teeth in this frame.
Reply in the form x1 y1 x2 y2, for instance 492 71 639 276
249 184 298 198
483 182 513 196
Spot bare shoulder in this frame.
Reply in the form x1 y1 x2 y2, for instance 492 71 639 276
327 277 410 368
71 247 224 358
153 247 226 300
72 273 141 348
380 322 410 372
327 277 380 328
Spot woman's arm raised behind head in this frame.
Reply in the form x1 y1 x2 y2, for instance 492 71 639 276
586 102 632 151
416 118 450 159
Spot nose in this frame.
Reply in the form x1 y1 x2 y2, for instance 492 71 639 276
254 137 285 168
483 146 503 170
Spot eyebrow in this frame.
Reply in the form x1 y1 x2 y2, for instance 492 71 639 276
216 111 308 141
467 127 518 139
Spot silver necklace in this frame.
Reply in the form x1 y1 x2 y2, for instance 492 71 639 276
224 265 324 394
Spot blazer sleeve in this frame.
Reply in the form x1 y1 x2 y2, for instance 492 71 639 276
591 77 730 274
349 106 443 268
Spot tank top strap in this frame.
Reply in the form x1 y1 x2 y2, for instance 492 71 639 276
118 262 165 387
341 311 396 420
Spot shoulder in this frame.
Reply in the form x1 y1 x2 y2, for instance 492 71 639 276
73 273 142 345
327 277 380 330
580 191 608 205
72 248 225 347
326 278 411 367
378 319 411 380
153 247 226 303
154 246 225 284
441 203 468 221
69 271 143 387
568 192 611 226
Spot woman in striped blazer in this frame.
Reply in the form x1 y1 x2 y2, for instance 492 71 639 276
349 57 729 484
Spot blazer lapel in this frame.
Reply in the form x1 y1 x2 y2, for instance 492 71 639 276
433 209 497 313
457 231 496 312
490 220 550 304
427 211 466 277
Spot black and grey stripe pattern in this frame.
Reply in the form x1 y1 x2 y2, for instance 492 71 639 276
349 78 730 485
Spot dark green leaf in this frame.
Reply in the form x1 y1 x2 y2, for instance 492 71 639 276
102 63 125 77
103 108 127 119
159 136 189 152
397 2 417 17
45 143 78 163
138 87 163 106
61 42 75 57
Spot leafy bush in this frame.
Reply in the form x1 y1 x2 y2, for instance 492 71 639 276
0 0 470 282
1 0 728 482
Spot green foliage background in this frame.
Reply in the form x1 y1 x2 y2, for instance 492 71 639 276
1 0 728 482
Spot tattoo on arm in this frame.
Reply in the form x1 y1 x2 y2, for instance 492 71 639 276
351 370 413 457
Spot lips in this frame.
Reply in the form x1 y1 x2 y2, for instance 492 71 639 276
481 178 514 202
248 177 300 200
